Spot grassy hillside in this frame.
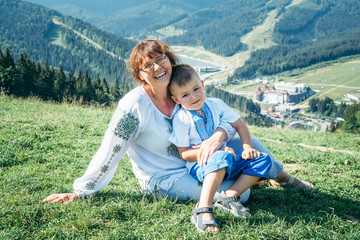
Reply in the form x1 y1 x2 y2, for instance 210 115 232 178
1 95 359 238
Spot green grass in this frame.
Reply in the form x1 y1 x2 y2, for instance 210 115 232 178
279 57 360 101
1 95 359 239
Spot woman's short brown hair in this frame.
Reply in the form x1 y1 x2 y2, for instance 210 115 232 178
128 40 179 85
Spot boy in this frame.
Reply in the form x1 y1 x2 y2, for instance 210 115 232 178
168 64 272 233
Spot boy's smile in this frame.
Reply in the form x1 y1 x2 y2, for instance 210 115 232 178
170 74 206 111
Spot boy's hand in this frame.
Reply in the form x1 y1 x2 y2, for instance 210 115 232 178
220 146 237 158
242 148 260 160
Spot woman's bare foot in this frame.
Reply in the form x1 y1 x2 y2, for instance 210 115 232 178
275 172 314 190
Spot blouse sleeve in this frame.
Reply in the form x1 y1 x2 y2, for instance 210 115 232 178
168 111 191 147
73 94 141 197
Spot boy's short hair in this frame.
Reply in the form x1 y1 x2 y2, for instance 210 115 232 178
170 64 198 89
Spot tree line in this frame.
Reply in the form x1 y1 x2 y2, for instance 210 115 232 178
341 103 360 134
228 32 360 80
0 48 129 105
309 96 360 134
206 85 274 127
308 97 347 118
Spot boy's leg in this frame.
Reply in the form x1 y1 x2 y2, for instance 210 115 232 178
226 153 271 196
225 174 260 197
198 168 226 221
227 137 314 189
199 169 226 208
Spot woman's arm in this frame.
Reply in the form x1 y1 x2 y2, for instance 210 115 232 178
43 94 141 203
195 127 229 166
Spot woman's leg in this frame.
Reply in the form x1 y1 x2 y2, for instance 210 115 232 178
159 173 251 203
227 137 314 189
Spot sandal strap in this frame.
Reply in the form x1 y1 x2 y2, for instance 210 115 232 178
192 207 213 215
216 192 240 208
279 175 295 186
288 175 295 185
191 206 218 232
215 191 250 217
200 219 218 227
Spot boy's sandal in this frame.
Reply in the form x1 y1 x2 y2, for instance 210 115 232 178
214 191 251 218
190 207 219 234
279 175 315 190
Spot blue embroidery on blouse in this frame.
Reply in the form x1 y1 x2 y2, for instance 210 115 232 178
190 102 214 141
164 117 173 134
85 144 122 190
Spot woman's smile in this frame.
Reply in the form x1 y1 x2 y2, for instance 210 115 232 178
154 72 166 80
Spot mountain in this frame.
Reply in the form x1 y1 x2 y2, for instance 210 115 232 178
6 0 360 83
227 0 360 79
151 0 360 79
0 0 135 84
164 0 290 56
25 0 231 37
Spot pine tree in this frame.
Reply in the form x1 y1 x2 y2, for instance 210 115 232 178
0 49 18 94
53 64 67 101
122 78 129 95
75 68 83 100
101 77 109 94
38 60 55 100
110 77 121 102
17 53 36 97
0 49 4 67
3 47 16 69
81 69 95 102
65 70 76 101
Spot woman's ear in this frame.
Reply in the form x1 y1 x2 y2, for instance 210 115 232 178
137 71 144 82
138 74 143 81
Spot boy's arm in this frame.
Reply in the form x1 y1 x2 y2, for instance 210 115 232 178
231 118 260 160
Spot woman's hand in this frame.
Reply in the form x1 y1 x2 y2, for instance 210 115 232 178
42 193 81 204
193 128 228 166
242 148 260 160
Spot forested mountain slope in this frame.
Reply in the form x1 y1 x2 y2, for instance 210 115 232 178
0 0 135 84
164 0 291 56
25 0 230 37
228 0 360 80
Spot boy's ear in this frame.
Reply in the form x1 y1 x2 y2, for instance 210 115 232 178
201 80 205 88
171 95 179 104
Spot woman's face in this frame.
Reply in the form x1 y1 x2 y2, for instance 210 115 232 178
137 53 172 90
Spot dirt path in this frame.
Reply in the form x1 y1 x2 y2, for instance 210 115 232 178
258 137 360 155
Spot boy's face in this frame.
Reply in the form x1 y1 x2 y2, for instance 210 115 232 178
170 74 206 111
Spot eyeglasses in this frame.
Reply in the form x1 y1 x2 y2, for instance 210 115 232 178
139 55 168 72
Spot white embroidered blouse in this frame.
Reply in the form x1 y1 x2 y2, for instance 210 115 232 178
73 86 234 197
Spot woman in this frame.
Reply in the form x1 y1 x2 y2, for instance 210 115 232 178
43 40 313 204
